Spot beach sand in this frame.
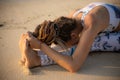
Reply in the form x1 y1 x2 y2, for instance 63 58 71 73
0 0 120 80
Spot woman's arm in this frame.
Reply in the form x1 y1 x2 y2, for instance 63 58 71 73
27 25 98 72
42 29 97 72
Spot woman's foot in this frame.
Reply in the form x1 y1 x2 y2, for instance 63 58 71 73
24 44 41 68
19 34 41 68
19 34 26 65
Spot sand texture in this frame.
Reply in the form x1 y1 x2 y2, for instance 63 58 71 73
0 0 120 80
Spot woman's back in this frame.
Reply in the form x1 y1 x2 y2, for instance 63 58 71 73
70 2 120 33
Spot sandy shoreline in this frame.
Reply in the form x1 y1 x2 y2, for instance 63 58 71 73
0 0 120 80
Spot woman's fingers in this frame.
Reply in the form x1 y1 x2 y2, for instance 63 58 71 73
21 38 30 50
21 31 40 49
25 39 30 48
25 33 32 41
27 31 33 37
26 31 35 40
19 32 32 48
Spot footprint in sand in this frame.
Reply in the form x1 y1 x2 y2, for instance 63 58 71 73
0 24 4 27
0 22 6 28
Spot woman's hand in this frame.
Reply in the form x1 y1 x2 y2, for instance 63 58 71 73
26 31 42 49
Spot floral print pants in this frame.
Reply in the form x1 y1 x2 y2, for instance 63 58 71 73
91 31 120 52
38 31 120 66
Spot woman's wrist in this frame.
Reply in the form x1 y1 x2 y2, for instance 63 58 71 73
39 41 45 49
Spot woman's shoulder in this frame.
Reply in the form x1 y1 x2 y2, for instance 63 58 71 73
83 13 105 33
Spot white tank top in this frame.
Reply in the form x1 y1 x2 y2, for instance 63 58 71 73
73 2 120 32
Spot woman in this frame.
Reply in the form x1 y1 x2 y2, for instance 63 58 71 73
19 2 120 72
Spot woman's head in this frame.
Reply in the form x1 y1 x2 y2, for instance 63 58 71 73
54 16 77 42
33 20 57 45
33 16 81 46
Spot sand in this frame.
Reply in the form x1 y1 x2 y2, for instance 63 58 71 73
0 0 120 80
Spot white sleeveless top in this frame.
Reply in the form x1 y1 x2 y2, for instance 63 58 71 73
73 2 120 32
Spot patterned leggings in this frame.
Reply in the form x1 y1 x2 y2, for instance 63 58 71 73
38 32 120 66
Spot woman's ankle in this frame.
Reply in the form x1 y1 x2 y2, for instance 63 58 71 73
25 58 41 68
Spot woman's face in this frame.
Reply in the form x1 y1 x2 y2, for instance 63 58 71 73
65 27 81 48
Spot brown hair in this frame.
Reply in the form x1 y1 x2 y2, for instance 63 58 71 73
33 16 77 46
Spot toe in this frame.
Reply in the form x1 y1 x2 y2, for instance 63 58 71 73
19 60 25 66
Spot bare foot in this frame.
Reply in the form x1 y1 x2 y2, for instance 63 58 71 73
19 34 27 65
21 38 41 68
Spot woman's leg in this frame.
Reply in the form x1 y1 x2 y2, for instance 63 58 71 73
37 45 73 66
91 32 120 52
19 34 41 68
19 32 120 67
37 51 56 66
37 31 120 66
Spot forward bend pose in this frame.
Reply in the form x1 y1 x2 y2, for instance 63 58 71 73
19 2 120 72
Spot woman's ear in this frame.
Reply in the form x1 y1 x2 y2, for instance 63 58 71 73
70 32 79 45
70 32 78 41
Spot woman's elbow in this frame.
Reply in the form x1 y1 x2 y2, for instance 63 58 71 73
67 64 80 73
68 68 79 73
